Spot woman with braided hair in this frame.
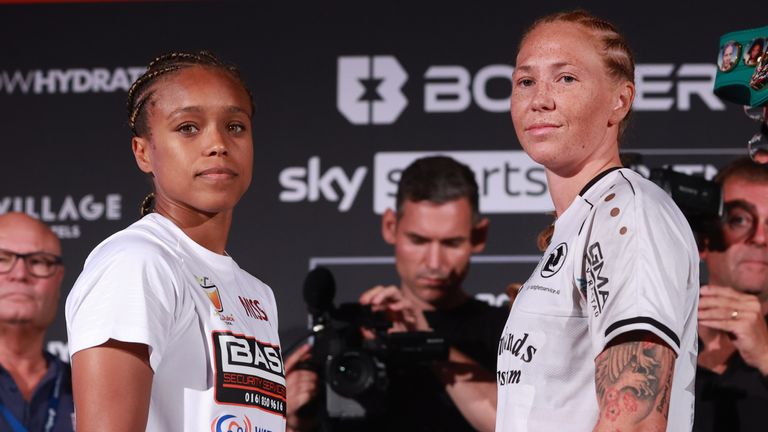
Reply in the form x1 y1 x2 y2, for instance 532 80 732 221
495 10 699 432
65 51 285 431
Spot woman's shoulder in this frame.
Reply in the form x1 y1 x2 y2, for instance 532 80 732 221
590 168 674 209
231 265 277 302
83 215 182 269
585 169 693 242
233 266 272 293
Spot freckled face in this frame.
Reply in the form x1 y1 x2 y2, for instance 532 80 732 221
511 21 625 176
135 66 253 216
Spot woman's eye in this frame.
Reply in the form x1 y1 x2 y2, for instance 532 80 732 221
560 75 576 83
228 123 246 133
177 123 199 134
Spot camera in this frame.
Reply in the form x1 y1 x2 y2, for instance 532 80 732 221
302 267 448 424
648 166 723 233
622 153 723 247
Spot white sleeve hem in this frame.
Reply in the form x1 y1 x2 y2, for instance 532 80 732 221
68 325 164 372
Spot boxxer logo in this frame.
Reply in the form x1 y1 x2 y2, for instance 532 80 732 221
337 56 408 125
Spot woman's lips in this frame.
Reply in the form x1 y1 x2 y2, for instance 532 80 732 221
196 167 237 180
526 123 561 136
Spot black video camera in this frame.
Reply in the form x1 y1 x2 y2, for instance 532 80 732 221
621 154 723 248
302 267 448 424
648 167 723 234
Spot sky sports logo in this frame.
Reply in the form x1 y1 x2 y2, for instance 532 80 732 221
278 151 553 213
336 55 726 124
373 151 552 213
0 67 145 94
278 151 725 213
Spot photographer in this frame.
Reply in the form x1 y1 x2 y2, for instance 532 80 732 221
695 157 768 432
286 155 508 432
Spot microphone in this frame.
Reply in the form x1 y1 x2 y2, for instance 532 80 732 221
303 266 336 330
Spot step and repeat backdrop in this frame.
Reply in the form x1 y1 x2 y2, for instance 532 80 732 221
1 1 764 358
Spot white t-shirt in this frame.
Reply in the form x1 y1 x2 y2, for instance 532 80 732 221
496 168 699 432
66 213 286 432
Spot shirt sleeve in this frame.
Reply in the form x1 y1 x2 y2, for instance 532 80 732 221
582 184 695 359
65 232 180 372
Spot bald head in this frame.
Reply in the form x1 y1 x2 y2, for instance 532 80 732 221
0 212 63 328
0 212 61 257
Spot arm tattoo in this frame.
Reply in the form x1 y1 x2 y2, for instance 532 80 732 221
595 338 675 427
655 366 673 420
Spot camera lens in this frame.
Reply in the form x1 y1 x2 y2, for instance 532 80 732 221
328 351 375 397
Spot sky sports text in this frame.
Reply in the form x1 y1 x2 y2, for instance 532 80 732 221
278 152 720 213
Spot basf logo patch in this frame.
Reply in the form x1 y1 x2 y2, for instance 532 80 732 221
373 151 553 214
337 56 408 125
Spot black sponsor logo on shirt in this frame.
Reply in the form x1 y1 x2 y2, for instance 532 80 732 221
541 242 568 278
496 332 537 386
497 332 537 363
497 368 522 385
212 331 286 417
585 241 610 317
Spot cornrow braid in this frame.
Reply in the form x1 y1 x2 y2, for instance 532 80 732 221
139 192 156 217
126 50 254 137
519 10 635 139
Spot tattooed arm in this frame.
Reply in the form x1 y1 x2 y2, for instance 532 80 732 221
593 331 676 432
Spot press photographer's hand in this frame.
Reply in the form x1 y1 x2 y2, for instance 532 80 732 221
359 285 431 332
284 343 319 432
699 284 768 374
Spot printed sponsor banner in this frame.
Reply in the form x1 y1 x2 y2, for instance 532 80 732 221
0 67 145 95
373 150 553 214
212 331 286 416
0 194 123 239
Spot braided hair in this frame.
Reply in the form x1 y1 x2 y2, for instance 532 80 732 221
126 50 254 138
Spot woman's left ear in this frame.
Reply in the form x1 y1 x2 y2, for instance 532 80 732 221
609 82 635 126
132 136 153 174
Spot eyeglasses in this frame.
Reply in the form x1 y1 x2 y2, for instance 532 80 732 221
722 202 768 243
0 248 63 278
